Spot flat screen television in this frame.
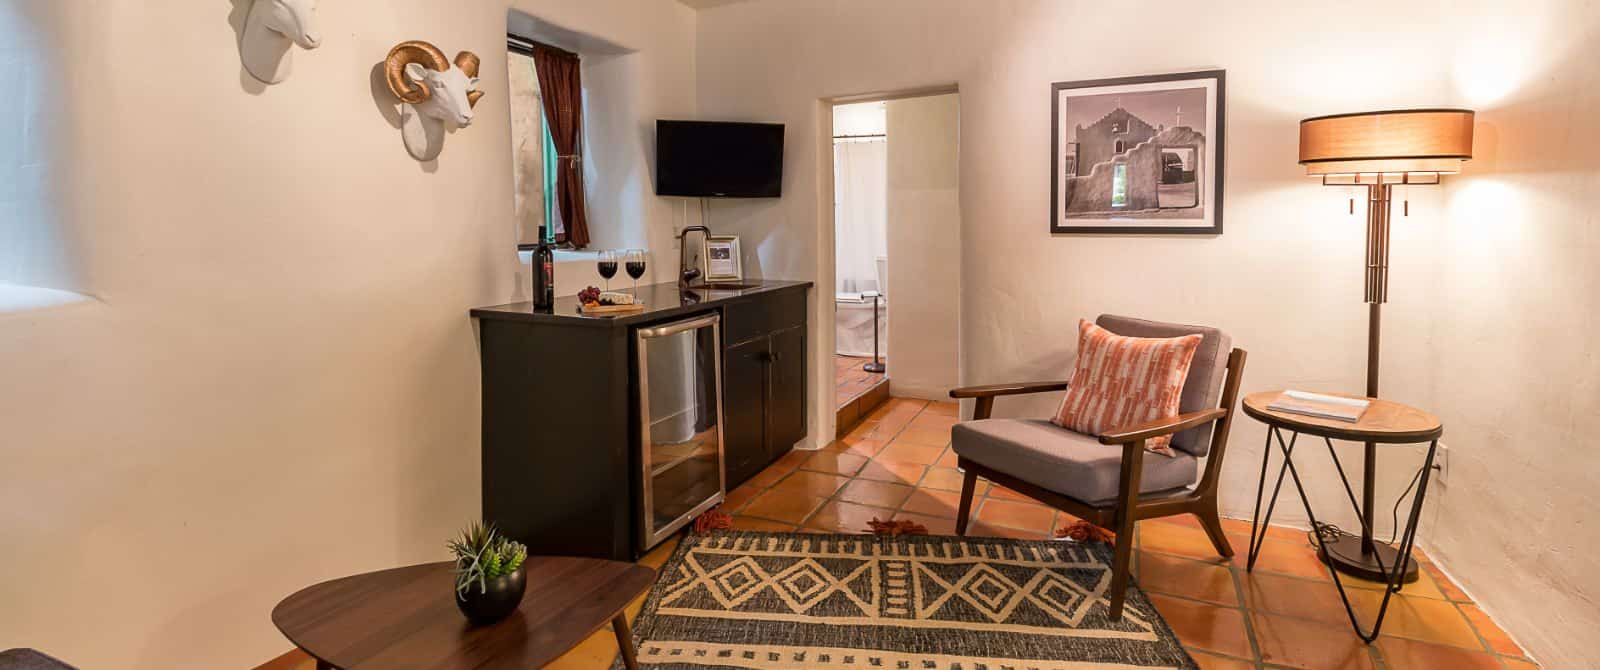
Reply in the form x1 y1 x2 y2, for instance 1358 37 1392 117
655 120 784 198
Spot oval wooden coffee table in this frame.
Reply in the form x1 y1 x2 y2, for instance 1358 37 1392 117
272 556 655 669
1240 390 1443 643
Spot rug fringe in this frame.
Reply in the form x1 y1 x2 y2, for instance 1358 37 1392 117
1054 519 1115 544
866 517 929 536
691 506 734 533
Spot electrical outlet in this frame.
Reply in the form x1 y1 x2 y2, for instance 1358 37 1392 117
1432 443 1449 485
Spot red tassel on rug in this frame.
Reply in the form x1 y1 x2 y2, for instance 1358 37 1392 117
866 517 928 536
1054 519 1114 544
692 507 733 533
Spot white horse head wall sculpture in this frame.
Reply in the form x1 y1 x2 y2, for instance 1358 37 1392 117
385 41 484 161
240 0 322 84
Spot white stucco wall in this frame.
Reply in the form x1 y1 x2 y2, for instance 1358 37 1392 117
885 93 961 400
695 1 1599 666
0 1 696 667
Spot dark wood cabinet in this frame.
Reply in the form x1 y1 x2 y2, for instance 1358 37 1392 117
767 325 808 461
471 281 811 561
720 295 809 489
722 337 770 488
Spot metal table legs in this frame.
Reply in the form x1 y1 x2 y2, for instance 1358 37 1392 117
1246 426 1439 642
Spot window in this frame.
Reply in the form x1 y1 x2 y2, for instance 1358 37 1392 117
509 41 560 248
1113 139 1126 154
1111 163 1128 208
0 2 86 310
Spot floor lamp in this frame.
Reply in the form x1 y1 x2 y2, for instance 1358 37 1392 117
1296 109 1475 581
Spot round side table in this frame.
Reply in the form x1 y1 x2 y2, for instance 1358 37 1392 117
1240 390 1443 643
272 557 655 669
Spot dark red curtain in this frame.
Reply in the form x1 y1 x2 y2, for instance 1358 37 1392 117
531 44 590 248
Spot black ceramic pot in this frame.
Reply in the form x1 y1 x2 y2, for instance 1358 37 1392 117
455 566 526 625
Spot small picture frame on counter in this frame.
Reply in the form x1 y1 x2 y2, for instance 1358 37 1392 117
703 235 742 281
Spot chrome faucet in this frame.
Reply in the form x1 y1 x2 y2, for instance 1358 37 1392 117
678 225 710 289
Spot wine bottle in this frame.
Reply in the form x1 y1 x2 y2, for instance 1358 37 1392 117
532 226 555 312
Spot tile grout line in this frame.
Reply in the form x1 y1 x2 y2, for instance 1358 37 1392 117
1149 524 1474 663
810 400 1042 535
1213 554 1504 660
792 398 931 531
1222 554 1266 667
738 398 917 528
1452 599 1532 667
857 400 950 529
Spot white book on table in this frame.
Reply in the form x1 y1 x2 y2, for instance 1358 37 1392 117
1267 390 1370 422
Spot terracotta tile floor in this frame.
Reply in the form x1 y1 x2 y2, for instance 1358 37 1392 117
721 397 1539 670
836 353 886 409
262 396 1539 670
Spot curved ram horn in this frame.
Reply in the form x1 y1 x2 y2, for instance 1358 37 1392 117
455 51 485 108
385 41 449 104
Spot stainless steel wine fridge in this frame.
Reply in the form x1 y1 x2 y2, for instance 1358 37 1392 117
635 313 727 549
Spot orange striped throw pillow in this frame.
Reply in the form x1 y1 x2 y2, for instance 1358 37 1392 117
1052 319 1203 457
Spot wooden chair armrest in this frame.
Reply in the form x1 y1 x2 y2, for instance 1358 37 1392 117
949 380 1069 399
1098 408 1227 445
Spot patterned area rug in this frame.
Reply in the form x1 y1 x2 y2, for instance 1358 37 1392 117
622 531 1196 669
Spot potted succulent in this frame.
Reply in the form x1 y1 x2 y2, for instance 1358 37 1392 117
448 522 528 625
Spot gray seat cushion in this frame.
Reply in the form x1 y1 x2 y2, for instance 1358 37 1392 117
952 418 1197 505
0 650 76 670
1095 315 1232 457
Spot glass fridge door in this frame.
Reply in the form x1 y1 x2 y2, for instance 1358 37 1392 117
636 314 726 548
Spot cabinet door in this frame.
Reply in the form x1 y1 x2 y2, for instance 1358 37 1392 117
765 326 808 462
721 337 769 488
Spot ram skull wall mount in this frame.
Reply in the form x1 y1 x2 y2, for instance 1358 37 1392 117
385 41 484 161
240 0 322 84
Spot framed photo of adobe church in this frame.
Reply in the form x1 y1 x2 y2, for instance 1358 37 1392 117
1051 70 1225 234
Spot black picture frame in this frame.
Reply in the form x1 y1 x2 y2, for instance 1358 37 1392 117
1050 70 1225 235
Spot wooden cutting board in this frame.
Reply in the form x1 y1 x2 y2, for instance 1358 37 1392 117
579 302 646 316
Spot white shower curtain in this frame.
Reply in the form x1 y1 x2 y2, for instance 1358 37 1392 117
833 139 888 294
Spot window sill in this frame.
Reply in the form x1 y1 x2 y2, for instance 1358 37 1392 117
552 249 603 261
521 249 608 265
518 249 605 263
0 282 92 314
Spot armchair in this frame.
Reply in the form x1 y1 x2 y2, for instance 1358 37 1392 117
949 315 1247 620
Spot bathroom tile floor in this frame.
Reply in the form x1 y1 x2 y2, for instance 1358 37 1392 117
261 396 1538 670
836 353 887 409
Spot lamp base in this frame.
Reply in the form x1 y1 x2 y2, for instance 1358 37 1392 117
862 362 885 373
1319 532 1420 583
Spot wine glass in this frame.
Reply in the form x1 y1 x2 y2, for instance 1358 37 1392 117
596 250 618 291
625 249 647 294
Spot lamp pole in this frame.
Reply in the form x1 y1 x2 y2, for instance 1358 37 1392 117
1363 182 1389 558
1320 180 1419 583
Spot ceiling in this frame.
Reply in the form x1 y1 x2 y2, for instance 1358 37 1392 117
676 0 755 9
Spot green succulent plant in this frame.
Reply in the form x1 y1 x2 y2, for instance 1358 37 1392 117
447 522 528 598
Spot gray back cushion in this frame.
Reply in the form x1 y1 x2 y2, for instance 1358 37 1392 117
1094 314 1231 457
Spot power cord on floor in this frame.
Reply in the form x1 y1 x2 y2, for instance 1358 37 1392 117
1305 463 1428 547
1309 521 1344 546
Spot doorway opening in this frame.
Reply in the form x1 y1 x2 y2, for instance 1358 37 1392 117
830 91 961 437
832 100 890 435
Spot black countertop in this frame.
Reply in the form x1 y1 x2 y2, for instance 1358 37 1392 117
471 279 813 328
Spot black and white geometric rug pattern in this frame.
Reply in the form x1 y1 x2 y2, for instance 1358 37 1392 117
621 531 1196 669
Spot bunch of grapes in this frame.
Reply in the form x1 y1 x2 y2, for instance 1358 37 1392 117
578 286 602 304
